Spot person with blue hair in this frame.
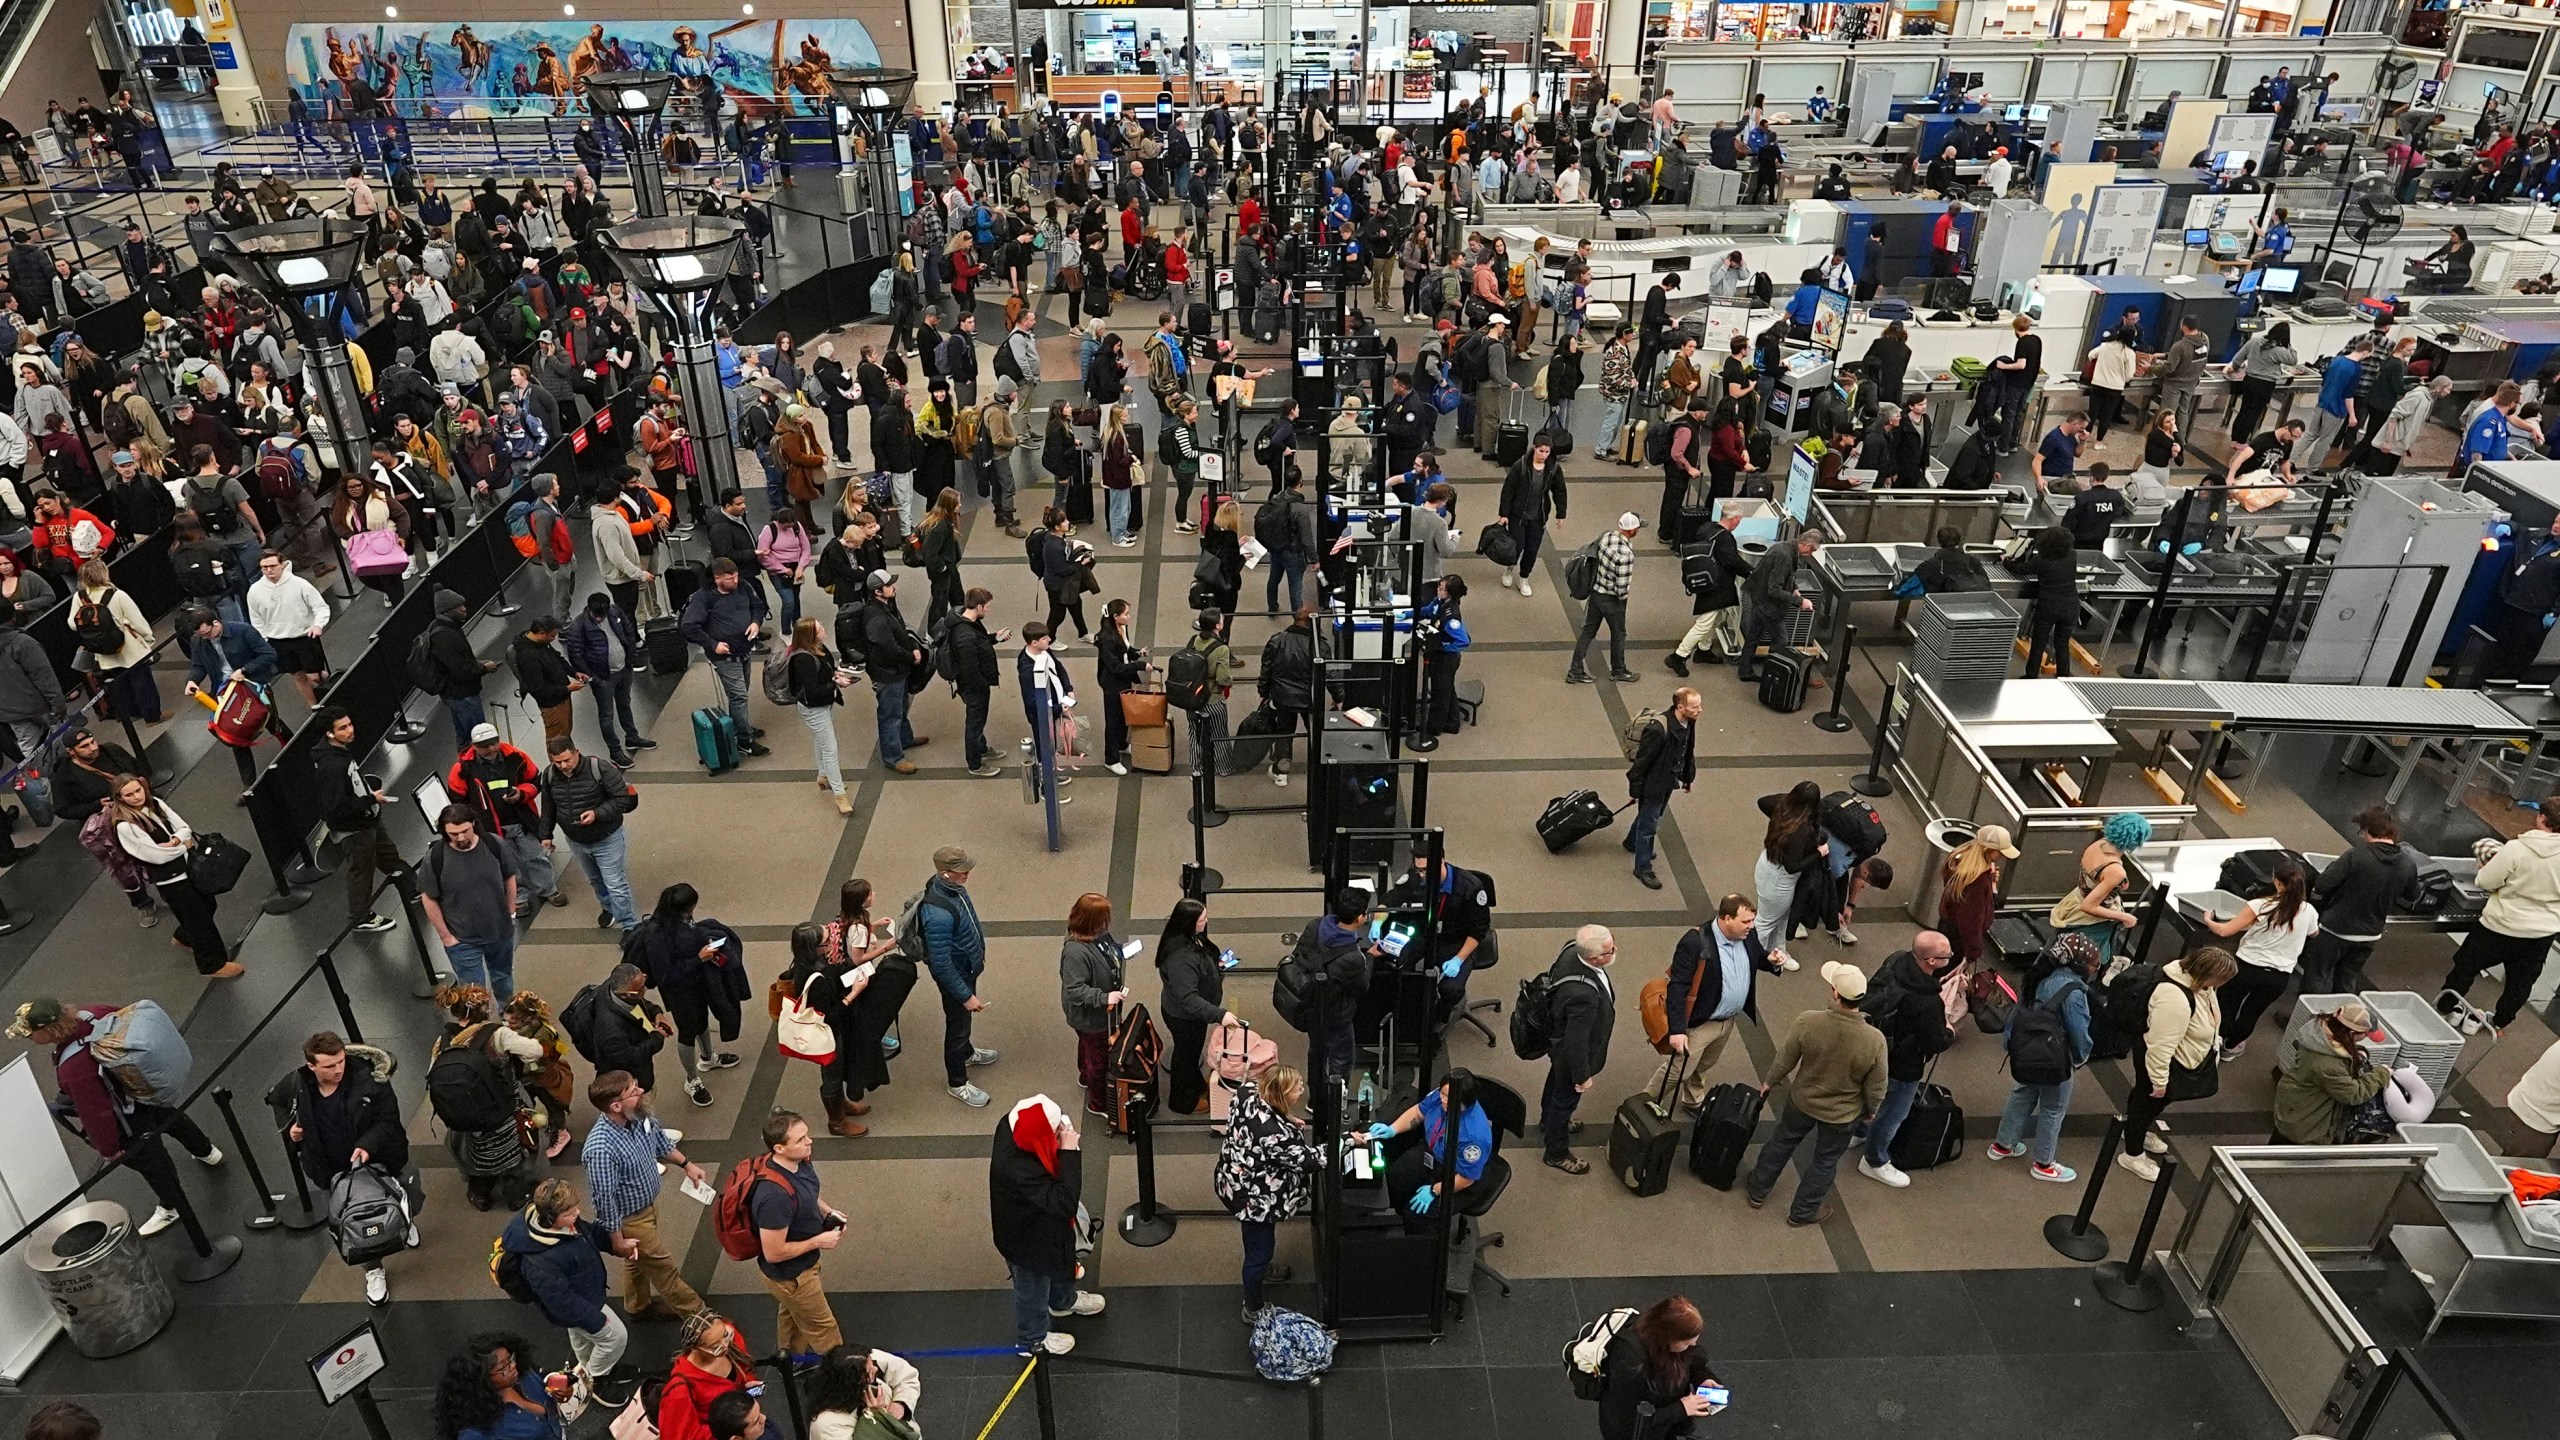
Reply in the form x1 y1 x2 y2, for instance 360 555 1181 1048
2049 813 2150 958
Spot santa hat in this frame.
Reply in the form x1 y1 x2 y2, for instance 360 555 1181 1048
1008 1095 1068 1176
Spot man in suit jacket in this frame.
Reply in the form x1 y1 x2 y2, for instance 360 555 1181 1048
1539 925 1618 1174
1625 687 1701 890
1651 893 1780 1111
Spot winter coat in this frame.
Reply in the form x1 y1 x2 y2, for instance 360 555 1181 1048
2479 829 2560 939
1059 935 1123 1035
988 1116 1084 1279
2311 839 2419 942
2271 1013 2391 1144
1212 1077 1321 1223
498 1208 617 1332
1864 949 1957 1082
281 1053 409 1189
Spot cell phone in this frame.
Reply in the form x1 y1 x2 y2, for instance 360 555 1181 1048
1696 1385 1730 1411
706 936 728 949
821 1212 848 1231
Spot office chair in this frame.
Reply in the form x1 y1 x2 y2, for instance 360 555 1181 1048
1445 1074 1526 1319
1454 927 1505 1045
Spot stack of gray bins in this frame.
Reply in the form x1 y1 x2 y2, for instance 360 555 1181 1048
1913 592 2020 687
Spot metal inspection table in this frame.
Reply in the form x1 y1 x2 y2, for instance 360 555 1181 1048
2391 1188 2560 1339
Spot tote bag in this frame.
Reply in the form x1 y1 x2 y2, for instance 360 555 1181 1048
775 975 838 1063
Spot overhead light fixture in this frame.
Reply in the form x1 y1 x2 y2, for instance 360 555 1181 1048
383 5 398 15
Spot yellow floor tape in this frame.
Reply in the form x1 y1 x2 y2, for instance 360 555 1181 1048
973 1355 1042 1440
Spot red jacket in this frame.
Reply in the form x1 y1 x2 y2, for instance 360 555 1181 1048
444 742 543 832
653 1354 749 1440
31 507 111 566
1120 206 1142 250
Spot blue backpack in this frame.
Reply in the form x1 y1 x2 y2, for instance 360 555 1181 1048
1248 1307 1336 1381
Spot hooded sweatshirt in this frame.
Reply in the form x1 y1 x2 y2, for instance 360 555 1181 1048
2479 829 2560 938
2271 1013 2391 1144
2311 838 2419 943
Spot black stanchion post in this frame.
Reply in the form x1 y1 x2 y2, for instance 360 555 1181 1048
405 890 452 998
769 1353 810 1440
1305 1375 1325 1440
1032 1357 1059 1440
1812 623 1858 734
2042 1114 2120 1261
1191 713 1228 828
1850 674 1895 798
2092 1152 2179 1312
114 706 161 786
1118 1105 1176 1246
209 1087 283 1231
316 949 366 1043
250 790 315 916
167 1178 245 1281
1183 761 1224 897
272 1120 326 1231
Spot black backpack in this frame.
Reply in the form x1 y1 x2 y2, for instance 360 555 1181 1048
930 614 965 684
1509 963 1594 1061
102 400 140 445
425 1023 520 1132
2095 961 2169 1056
1563 540 1602 601
1679 545 1721 596
1821 791 1888 862
407 631 445 694
2006 978 2084 1085
1251 421 1281 465
1165 637 1215 711
173 545 226 597
1252 493 1293 550
992 337 1025 382
71 591 123 652
1272 948 1318 1032
187 475 241 535
1644 419 1677 466
1453 333 1491 384
557 984 606 1064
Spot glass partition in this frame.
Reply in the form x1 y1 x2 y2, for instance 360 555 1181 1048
2215 1221 2373 1433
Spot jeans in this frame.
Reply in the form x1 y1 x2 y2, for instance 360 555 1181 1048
1106 487 1132 542
1628 795 1666 873
798 702 844 795
446 692 487 745
772 573 803 637
1746 1100 1859 1223
501 823 558 904
1863 1076 1921 1167
445 931 518 1001
1265 547 1306 612
1309 1014 1356 1083
963 688 991 769
942 987 976 1087
1753 852 1799 958
1539 1062 1584 1160
1571 593 1628 674
568 828 641 931
1241 1218 1277 1306
1008 1261 1075 1349
1995 1077 2073 1165
710 656 752 744
875 673 918 764
589 668 640 756
1737 601 1787 679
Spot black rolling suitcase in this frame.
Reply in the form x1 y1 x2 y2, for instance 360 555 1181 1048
2215 847 2309 901
1537 789 1623 853
1187 300 1214 336
1688 1082 1762 1190
643 617 690 676
1756 647 1811 713
1609 1054 1689 1197
1887 1080 1965 1172
663 557 706 617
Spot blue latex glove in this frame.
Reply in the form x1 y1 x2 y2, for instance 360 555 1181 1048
1439 957 1466 979
2544 613 2556 630
1366 1123 1394 1142
2180 542 2203 556
1407 1186 1436 1216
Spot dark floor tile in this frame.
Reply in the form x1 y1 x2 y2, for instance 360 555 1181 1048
1176 1371 1321 1440
2376 1345 2558 1440
1378 1307 1484 1369
1776 1355 2014 1439
1567 1274 1791 1362
2006 1349 2294 1440
1177 1284 1313 1372
19 1303 281 1395
1310 1365 1388 1435
1764 1271 1994 1359
1042 1367 1180 1440
1958 1267 2212 1356
1485 1362 1590 1440
1069 1283 1183 1368
1384 1364 1495 1440
18 1390 244 1440
840 1289 1021 1376
240 1299 545 1393
1470 1278 1584 1369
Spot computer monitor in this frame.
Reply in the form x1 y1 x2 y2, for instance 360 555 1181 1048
2235 269 2263 297
2214 150 2252 173
2184 228 2211 247
2003 104 2024 122
2028 104 2051 123
2258 266 2301 296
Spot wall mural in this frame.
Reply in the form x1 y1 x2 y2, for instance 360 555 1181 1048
281 19 886 117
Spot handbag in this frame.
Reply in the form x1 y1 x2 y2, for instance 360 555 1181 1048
1121 688 1169 729
186 830 253 895
1966 967 2017 1035
1474 523 1520 568
345 526 410 577
775 975 837 1063
2048 887 2090 929
2162 981 2220 1100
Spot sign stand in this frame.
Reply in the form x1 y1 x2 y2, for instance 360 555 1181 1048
310 1320 394 1440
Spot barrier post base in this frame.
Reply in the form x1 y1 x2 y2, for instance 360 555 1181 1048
2042 1212 2111 1263
1190 805 1229 829
1182 863 1225 897
176 1234 245 1282
1118 1204 1177 1247
2092 1254 2165 1312
260 886 314 915
1813 710 1854 734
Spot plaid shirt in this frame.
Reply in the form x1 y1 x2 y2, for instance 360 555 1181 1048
580 1111 677 1230
1594 532 1637 599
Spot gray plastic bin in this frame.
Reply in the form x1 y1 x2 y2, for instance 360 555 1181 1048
25 1201 173 1357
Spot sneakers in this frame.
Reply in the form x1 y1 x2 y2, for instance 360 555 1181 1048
1774 952 1800 972
2217 1041 2247 1063
1836 928 1860 946
685 1080 713 1108
1664 653 1691 677
710 1052 741 1069
1498 571 1515 589
1517 580 1534 598
2143 1130 2168 1156
1049 1291 1107 1317
1174 521 1198 534
1564 669 1594 684
1985 1141 2026 1161
1030 1332 1076 1355
364 1266 389 1306
597 909 616 929
195 1146 223 1168
951 1083 993 1107
139 1205 179 1236
2031 1162 2078 1184
741 744 773 759
630 738 660 750
1240 1303 1271 1326
1857 1157 1910 1189
1272 770 1289 787
1633 868 1663 890
968 763 1005 777
354 913 398 934
2115 1151 2161 1182
1609 669 1639 683
969 1047 1002 1067
1105 762 1128 776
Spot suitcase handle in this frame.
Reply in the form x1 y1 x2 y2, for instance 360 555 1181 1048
1647 1046 1692 1119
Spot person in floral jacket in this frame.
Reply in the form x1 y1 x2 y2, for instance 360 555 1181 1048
1212 1063 1321 1325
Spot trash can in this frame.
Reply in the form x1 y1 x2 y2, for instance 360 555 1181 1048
1907 818 1977 926
25 1200 173 1358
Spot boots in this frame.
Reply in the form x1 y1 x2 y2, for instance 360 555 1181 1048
824 1096 869 1138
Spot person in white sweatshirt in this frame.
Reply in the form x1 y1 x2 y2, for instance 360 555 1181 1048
2509 1037 2560 1156
2440 802 2560 1030
801 1344 923 1440
247 551 334 704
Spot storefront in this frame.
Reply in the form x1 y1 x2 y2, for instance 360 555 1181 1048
1640 0 2361 46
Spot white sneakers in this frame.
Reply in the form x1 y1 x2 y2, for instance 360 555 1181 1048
1774 952 1801 972
1048 1291 1107 1318
139 1206 179 1236
2143 1130 2168 1155
950 1083 992 1108
364 1266 389 1307
1032 1332 1075 1355
686 1079 713 1107
196 1146 224 1167
1836 928 1860 947
1857 1157 1910 1189
1517 580 1534 598
969 1047 1002 1067
2116 1151 2161 1182
1106 763 1128 776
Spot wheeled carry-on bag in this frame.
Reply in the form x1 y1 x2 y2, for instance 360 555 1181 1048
1537 789 1624 853
1757 647 1812 713
1688 1082 1763 1190
692 707 741 774
1888 1079 1965 1172
644 617 690 676
1610 1053 1690 1197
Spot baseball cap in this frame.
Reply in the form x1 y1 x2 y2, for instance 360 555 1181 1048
6 997 64 1038
932 845 976 874
1617 512 1642 532
110 449 135 466
2331 999 2376 1033
1975 824 2021 859
866 569 895 592
469 722 500 744
1820 961 1868 1003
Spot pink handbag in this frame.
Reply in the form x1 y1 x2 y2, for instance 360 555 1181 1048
345 526 410 577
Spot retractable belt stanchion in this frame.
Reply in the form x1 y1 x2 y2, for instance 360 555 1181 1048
1812 622 1860 733
2092 1153 2179 1311
208 1086 287 1232
1850 672 1896 798
2043 1115 2121 1261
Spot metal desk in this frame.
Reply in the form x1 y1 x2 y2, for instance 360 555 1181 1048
2391 1190 2560 1338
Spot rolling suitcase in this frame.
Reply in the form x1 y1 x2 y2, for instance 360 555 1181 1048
1756 648 1811 713
1888 1082 1964 1171
692 706 741 774
1187 301 1214 336
1496 416 1530 467
664 559 706 617
1609 1053 1690 1197
644 617 691 676
1688 1082 1762 1190
1536 789 1623 853
1617 416 1648 465
1985 912 2051 968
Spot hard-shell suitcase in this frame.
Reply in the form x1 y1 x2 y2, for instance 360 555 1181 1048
1756 647 1811 713
1688 1082 1762 1190
1187 301 1214 336
1618 418 1648 465
644 617 690 676
1609 1053 1690 1197
1496 420 1530 467
692 706 741 774
1537 789 1622 853
1986 912 2052 968
1888 1082 1964 1171
664 558 706 617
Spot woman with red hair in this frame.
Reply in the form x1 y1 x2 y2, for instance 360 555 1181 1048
1059 892 1127 1118
1596 1295 1722 1440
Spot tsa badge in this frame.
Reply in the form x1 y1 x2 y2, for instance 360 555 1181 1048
1461 1142 1485 1167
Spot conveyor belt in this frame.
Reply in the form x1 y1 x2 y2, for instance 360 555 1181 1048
2064 678 2532 737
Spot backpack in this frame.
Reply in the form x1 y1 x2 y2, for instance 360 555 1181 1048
557 985 607 1064
1252 493 1293 550
711 1156 791 1262
254 448 302 503
1618 708 1665 763
407 631 445 693
84 999 192 1104
1251 421 1281 465
1563 540 1602 601
506 500 542 558
187 475 242 535
2096 960 2170 1054
1271 947 1319 1032
951 406 980 460
1165 637 1215 711
761 652 796 707
991 337 1024 382
489 1233 539 1304
1643 421 1675 466
102 400 140 445
892 886 958 971
425 1023 521 1132
930 614 965 684
1509 965 1595 1061
1248 1306 1337 1382
1564 1308 1639 1401
1821 791 1888 862
328 1164 413 1265
1679 546 1722 597
71 591 124 653
2006 978 2084 1086
1452 334 1491 384
173 545 226 597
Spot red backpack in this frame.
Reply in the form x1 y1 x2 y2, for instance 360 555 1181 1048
710 1157 788 1262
